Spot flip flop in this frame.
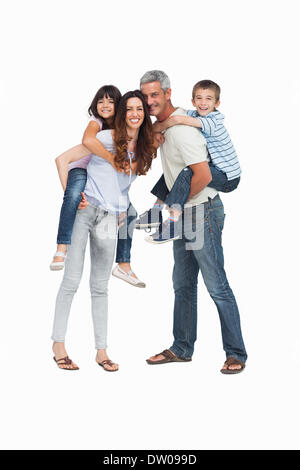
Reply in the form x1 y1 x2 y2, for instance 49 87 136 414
146 349 192 365
220 356 245 374
97 359 119 372
53 356 79 370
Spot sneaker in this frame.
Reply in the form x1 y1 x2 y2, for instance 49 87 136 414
135 207 162 230
145 220 181 244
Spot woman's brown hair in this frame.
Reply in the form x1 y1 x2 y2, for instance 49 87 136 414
113 90 156 175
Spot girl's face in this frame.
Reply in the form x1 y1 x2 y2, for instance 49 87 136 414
125 97 145 130
97 95 115 119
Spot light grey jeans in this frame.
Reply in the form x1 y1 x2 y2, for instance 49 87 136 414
51 204 117 349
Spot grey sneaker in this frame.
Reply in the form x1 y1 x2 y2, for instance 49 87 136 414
135 207 163 230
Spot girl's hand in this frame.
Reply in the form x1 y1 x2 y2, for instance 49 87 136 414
78 192 89 210
154 132 165 147
153 121 166 133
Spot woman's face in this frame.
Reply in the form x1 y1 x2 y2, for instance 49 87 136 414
125 97 145 130
97 95 115 120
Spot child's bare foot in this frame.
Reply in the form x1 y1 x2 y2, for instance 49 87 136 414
52 342 79 370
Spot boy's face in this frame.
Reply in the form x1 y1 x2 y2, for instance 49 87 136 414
192 88 220 116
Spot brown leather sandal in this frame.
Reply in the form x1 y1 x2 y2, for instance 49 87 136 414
53 356 79 371
220 356 245 375
146 348 192 365
97 359 119 372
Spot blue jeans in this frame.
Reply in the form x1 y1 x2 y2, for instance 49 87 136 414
115 203 137 263
57 168 135 263
169 195 247 362
57 168 87 244
151 164 240 209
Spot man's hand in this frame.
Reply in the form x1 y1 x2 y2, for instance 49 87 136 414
78 192 89 210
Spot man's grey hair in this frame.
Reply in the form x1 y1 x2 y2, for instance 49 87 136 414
140 70 171 92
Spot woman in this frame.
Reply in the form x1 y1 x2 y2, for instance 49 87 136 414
51 90 155 371
51 84 146 287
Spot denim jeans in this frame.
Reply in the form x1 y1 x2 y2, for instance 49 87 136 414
57 168 87 244
52 205 117 349
151 164 240 210
169 195 247 362
115 203 137 263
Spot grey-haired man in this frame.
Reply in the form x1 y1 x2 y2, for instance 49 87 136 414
140 70 247 373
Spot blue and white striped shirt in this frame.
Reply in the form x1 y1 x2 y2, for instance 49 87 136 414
186 110 241 180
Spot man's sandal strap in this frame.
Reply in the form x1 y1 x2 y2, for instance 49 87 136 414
224 357 245 368
161 349 176 360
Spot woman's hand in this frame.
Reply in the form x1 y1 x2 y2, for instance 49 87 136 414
78 192 89 210
118 212 126 228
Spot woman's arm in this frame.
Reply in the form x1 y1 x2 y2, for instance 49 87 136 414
153 115 203 133
82 120 116 165
55 144 90 191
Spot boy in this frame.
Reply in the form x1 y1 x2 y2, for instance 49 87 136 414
135 79 241 243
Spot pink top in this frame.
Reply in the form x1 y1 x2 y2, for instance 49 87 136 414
68 116 103 171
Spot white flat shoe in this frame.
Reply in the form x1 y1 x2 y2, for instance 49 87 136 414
50 251 67 271
112 265 146 288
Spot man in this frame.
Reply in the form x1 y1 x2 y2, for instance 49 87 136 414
140 70 247 373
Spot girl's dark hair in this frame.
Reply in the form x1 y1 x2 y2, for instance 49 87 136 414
113 90 156 176
88 85 122 129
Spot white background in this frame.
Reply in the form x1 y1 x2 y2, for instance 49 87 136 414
1 0 300 450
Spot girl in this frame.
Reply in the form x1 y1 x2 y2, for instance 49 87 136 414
50 85 145 287
51 90 155 371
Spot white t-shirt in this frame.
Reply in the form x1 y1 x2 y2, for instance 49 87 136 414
159 107 218 207
68 116 102 171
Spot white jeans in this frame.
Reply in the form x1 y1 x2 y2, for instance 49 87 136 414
51 205 117 349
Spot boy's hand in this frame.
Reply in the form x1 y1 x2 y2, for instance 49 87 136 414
78 192 89 210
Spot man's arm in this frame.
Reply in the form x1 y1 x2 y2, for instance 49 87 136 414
188 162 212 199
171 124 211 198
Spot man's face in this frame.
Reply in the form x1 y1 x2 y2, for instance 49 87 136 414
140 81 170 117
192 88 220 116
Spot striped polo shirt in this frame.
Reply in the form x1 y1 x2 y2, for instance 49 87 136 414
186 110 241 180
